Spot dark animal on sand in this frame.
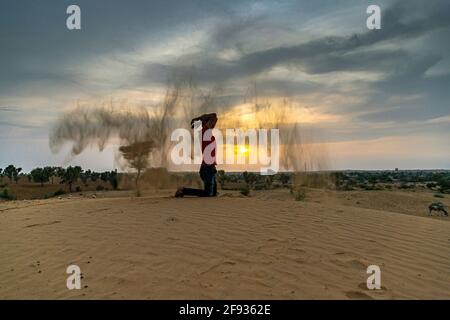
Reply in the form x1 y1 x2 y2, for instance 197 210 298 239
428 202 448 216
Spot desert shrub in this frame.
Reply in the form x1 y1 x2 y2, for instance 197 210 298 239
294 187 306 201
242 171 257 189
434 193 445 198
53 189 65 197
294 172 332 189
217 170 226 189
339 183 354 191
0 188 16 200
333 172 346 189
240 186 250 196
426 182 437 189
44 188 66 199
437 177 450 193
362 184 375 191
264 175 274 189
278 173 291 186
360 183 383 191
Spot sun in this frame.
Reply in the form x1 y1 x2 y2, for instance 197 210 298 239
239 145 249 154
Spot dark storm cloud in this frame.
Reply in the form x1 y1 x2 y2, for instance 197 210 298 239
133 0 450 134
140 0 450 84
0 0 237 94
358 72 450 123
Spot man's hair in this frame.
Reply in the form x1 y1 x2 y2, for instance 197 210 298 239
191 113 217 128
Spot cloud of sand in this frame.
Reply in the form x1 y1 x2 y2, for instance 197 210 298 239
217 98 330 172
49 82 196 170
49 81 329 174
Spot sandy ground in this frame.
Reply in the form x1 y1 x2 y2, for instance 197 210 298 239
1 189 449 299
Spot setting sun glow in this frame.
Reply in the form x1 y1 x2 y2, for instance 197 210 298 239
239 145 249 154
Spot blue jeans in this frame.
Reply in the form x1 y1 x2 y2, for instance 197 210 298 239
182 165 217 197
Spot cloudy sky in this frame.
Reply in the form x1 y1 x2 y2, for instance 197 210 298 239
1 0 449 171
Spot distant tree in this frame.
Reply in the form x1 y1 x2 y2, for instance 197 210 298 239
108 170 118 190
3 165 17 183
242 171 257 189
52 166 59 182
3 165 22 184
100 171 109 183
217 170 226 189
30 167 50 187
55 167 65 183
437 176 450 193
80 169 91 185
13 168 22 184
61 166 82 193
90 172 100 182
119 141 152 191
43 166 56 184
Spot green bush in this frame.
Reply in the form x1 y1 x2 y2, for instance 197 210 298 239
294 187 306 201
437 177 450 193
426 182 437 189
53 189 65 197
399 183 414 189
361 184 375 190
0 188 16 200
43 189 66 199
338 183 354 191
434 193 445 198
240 186 250 196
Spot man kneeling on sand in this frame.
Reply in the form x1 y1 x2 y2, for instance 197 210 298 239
175 113 218 197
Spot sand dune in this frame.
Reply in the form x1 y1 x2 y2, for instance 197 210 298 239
1 189 449 299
